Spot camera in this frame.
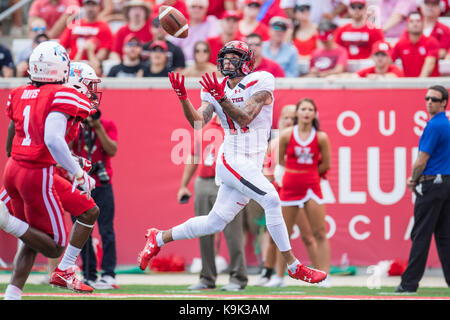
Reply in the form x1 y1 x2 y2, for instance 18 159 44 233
90 108 101 121
90 161 110 184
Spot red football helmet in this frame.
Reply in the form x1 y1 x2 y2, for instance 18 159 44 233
217 40 255 78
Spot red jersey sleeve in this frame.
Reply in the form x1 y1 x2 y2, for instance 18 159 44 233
102 119 118 141
5 89 15 120
50 86 92 119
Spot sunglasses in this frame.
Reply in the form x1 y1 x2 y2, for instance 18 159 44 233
247 42 261 47
425 96 443 102
350 3 365 10
125 42 141 47
248 3 261 8
295 5 311 12
195 48 209 53
32 26 46 32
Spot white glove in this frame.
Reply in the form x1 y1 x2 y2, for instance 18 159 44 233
72 155 92 172
274 164 285 187
72 170 96 199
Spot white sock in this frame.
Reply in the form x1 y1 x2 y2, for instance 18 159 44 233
287 259 301 274
4 216 29 238
156 231 164 247
4 284 22 300
57 244 81 271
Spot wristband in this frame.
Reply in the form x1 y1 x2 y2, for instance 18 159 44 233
217 96 227 104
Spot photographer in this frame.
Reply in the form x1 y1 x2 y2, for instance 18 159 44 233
71 108 119 289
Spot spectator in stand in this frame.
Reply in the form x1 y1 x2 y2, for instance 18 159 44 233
292 0 318 59
207 10 242 65
247 33 285 77
207 0 236 18
421 0 450 59
236 0 270 41
142 40 172 76
334 0 384 60
379 0 418 39
307 19 348 78
28 0 80 38
0 44 14 78
257 0 288 26
109 0 153 61
59 0 113 70
168 0 221 65
280 0 347 24
16 33 50 78
142 16 186 72
181 41 217 77
392 12 440 77
262 16 300 77
107 34 146 77
356 41 404 78
15 17 47 77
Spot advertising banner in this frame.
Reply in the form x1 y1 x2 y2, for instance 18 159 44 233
0 85 444 267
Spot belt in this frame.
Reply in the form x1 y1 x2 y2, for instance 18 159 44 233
418 174 450 183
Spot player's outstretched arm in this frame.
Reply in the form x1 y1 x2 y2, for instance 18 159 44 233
199 72 272 127
221 90 272 127
169 71 213 128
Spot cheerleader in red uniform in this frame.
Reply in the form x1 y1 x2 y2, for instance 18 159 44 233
274 98 331 286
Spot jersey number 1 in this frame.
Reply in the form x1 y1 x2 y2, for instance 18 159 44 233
21 105 31 146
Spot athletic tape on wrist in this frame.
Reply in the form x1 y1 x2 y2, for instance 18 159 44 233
75 219 95 229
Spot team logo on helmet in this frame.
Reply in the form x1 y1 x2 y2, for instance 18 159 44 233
54 45 69 62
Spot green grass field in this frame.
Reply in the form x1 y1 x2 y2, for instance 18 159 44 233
1 283 449 300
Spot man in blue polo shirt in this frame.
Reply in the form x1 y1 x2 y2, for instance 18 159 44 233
397 85 450 293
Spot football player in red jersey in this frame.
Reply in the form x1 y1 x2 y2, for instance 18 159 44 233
272 98 332 287
0 44 100 299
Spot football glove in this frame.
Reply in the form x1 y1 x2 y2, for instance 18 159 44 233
168 72 188 100
72 170 96 199
199 72 228 101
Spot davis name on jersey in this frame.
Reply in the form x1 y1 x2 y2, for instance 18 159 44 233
200 71 275 168
6 84 92 166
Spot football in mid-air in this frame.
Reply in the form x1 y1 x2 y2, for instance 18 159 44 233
158 5 189 38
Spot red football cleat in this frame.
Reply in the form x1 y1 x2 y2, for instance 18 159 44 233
288 263 327 284
138 228 161 270
50 267 94 293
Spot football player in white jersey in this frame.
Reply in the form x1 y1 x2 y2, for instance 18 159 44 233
138 40 327 284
